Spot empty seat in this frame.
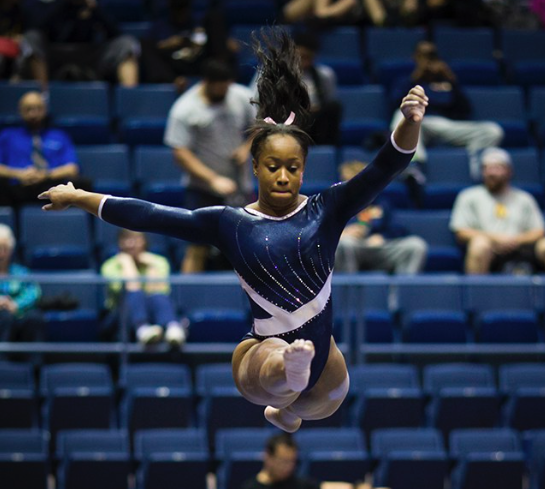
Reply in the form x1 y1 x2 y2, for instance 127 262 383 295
464 86 529 147
509 147 543 205
40 363 115 443
372 428 449 489
499 364 545 431
119 363 193 434
0 429 49 489
115 85 178 145
500 29 545 87
522 430 545 489
450 428 525 489
0 362 38 428
76 145 132 196
349 364 424 436
224 0 277 26
56 429 131 489
133 145 185 207
423 364 500 436
49 82 111 144
134 428 209 489
337 85 388 146
295 428 369 483
186 309 251 343
529 86 545 146
19 207 93 270
477 310 540 343
301 145 338 195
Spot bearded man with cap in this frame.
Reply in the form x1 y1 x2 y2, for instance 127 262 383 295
450 147 545 274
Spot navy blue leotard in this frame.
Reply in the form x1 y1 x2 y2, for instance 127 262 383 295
99 136 413 390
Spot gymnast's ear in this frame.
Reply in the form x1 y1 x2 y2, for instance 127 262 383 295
252 158 259 176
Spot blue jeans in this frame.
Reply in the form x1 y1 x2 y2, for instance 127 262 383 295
123 291 177 331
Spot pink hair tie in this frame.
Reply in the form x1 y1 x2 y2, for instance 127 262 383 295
263 111 296 126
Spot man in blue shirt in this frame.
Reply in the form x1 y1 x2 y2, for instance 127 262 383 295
0 91 91 206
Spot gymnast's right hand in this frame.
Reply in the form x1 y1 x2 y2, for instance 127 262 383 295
38 181 79 211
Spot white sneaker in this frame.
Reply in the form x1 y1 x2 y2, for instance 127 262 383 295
165 322 187 348
136 324 163 345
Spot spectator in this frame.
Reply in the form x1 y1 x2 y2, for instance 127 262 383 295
164 59 256 273
140 0 236 91
335 160 428 274
0 223 43 346
282 0 384 26
390 41 504 180
0 0 48 91
450 147 545 275
0 91 91 207
100 229 187 346
241 433 320 489
38 0 139 86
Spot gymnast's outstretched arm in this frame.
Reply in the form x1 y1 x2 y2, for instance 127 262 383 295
38 183 222 245
330 85 428 220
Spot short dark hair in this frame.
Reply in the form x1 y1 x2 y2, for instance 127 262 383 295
265 433 298 455
293 31 320 52
201 59 234 82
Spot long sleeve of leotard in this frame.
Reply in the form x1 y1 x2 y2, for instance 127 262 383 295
329 134 414 223
99 197 224 246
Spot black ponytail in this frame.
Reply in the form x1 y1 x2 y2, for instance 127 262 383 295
249 27 313 161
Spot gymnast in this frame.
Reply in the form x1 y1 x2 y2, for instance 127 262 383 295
38 28 428 433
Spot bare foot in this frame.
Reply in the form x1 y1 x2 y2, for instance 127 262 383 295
264 406 302 433
284 339 315 392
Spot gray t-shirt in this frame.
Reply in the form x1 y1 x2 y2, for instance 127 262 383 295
164 82 256 191
450 185 544 236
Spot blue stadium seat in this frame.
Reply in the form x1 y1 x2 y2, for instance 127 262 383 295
40 364 116 444
196 364 266 449
349 364 424 437
49 82 111 144
423 364 500 436
509 147 543 206
224 0 277 26
119 363 193 434
186 309 251 343
372 428 449 489
301 145 338 195
134 428 209 489
0 81 41 128
464 86 529 147
76 145 132 197
56 430 131 489
433 27 501 85
500 30 545 87
450 428 525 489
133 146 185 207
296 428 369 483
422 148 472 210
0 362 38 428
119 21 152 38
317 27 365 85
19 207 94 270
0 206 15 231
115 85 178 145
390 211 463 272
364 28 426 87
403 310 469 344
101 0 147 21
0 429 49 489
477 310 540 343
337 85 388 146
215 428 274 489
499 364 545 431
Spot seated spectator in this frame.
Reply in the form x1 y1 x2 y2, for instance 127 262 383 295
390 41 504 180
335 160 428 274
140 0 236 91
450 147 545 275
0 91 91 207
0 223 43 346
241 433 319 489
101 229 187 347
0 0 48 91
37 0 139 86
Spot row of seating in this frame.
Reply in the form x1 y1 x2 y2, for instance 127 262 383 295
0 425 543 489
2 361 545 438
1 81 544 147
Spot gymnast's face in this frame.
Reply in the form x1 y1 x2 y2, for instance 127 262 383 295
254 134 305 210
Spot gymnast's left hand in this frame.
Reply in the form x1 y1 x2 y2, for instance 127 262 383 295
38 181 79 211
400 85 428 123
